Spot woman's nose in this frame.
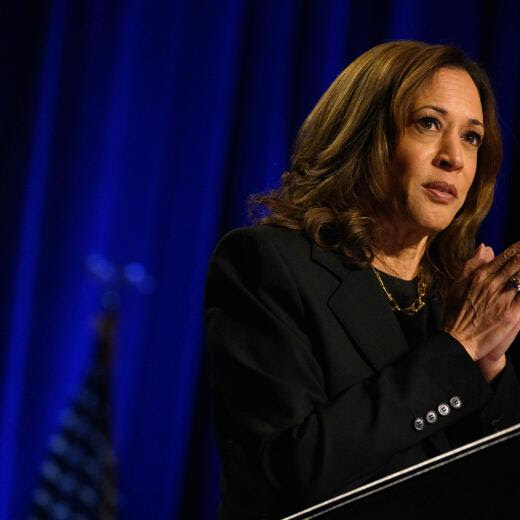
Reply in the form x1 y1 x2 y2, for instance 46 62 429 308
433 133 464 172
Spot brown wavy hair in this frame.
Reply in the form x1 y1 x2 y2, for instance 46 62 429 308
248 40 502 299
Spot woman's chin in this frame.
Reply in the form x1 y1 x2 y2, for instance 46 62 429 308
408 207 458 234
402 216 453 237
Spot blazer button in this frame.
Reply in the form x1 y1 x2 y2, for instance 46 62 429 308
450 396 462 409
414 418 425 431
425 411 438 424
438 403 450 416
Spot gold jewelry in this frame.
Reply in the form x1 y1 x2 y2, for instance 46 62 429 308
510 275 520 292
371 266 427 315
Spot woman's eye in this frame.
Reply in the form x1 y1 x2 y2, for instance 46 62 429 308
465 131 483 147
417 116 439 131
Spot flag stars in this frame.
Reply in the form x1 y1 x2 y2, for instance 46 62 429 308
79 485 97 506
33 489 51 507
50 434 67 455
42 461 59 480
58 473 77 494
52 501 70 519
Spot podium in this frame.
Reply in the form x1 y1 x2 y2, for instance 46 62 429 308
283 423 520 519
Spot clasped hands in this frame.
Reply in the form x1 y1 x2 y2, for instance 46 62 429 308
444 241 520 383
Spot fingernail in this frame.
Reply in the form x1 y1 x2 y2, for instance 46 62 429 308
477 242 485 250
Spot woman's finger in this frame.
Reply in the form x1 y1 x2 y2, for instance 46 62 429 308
484 241 520 275
493 252 520 288
460 244 494 280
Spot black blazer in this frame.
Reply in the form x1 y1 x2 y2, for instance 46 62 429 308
205 225 520 519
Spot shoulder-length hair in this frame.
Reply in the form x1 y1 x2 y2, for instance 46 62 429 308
248 40 502 299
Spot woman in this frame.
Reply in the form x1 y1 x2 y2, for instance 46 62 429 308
205 41 520 519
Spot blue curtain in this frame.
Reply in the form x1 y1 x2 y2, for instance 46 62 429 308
1 1 519 518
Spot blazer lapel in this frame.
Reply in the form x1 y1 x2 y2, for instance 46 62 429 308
311 242 409 372
311 240 453 454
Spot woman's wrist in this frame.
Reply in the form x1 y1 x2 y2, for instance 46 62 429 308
477 354 507 384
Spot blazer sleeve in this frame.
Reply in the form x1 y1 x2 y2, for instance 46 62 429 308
445 351 520 447
483 355 520 429
205 228 520 512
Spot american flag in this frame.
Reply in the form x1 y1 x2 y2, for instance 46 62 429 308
29 312 118 520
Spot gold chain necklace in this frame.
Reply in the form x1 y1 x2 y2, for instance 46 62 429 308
371 266 427 316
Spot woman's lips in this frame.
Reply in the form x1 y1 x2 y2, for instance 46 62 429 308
423 185 456 202
423 181 457 196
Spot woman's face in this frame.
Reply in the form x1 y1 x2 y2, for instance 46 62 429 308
390 67 484 235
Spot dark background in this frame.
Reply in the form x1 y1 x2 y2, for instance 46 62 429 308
1 1 519 518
